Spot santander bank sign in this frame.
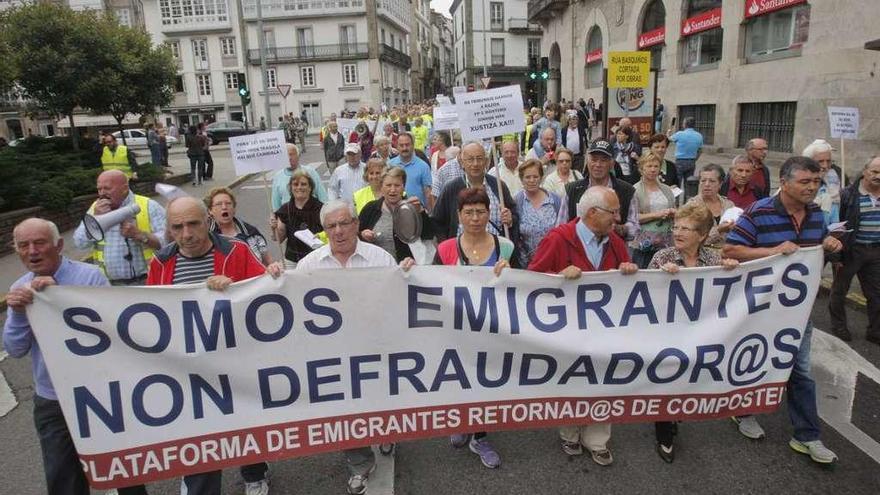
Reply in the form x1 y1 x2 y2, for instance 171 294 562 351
744 0 807 19
681 8 722 37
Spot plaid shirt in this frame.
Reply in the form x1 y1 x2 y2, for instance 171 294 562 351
432 158 464 198
648 246 722 269
73 192 167 280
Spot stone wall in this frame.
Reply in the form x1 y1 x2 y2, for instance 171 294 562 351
0 173 189 257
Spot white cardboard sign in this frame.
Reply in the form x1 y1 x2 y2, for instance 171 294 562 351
828 106 859 139
229 130 288 176
432 105 460 131
455 85 525 141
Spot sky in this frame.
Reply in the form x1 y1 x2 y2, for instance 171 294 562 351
431 0 454 17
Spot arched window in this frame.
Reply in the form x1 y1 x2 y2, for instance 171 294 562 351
681 0 722 71
638 0 666 71
584 27 603 88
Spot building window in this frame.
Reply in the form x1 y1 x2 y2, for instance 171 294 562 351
678 104 716 144
266 68 277 88
527 38 540 61
297 27 314 58
340 25 356 55
197 73 212 96
639 0 666 71
173 75 185 92
681 0 722 72
343 63 358 85
490 38 504 66
168 41 181 59
745 4 810 63
116 8 131 27
159 0 228 26
738 102 797 152
300 66 315 87
220 37 236 56
585 26 603 88
381 28 386 45
224 72 238 89
489 2 503 31
192 39 209 70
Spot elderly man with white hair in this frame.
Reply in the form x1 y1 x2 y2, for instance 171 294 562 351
295 199 413 494
803 139 843 225
271 143 328 211
527 186 638 467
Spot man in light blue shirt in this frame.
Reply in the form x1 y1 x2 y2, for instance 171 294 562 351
271 143 328 211
667 117 704 188
5 218 110 495
389 132 433 210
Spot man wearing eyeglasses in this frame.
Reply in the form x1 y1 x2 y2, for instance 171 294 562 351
295 199 413 494
73 170 166 285
528 186 638 467
746 138 771 194
432 142 518 241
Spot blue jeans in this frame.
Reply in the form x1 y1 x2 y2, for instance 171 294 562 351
149 144 162 167
788 321 821 442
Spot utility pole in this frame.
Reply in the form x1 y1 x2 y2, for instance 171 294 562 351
481 0 488 79
255 0 272 129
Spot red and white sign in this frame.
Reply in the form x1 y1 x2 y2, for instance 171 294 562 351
637 27 666 49
744 0 807 19
585 48 603 64
277 84 292 98
681 8 722 37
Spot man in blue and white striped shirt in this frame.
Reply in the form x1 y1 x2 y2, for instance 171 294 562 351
724 156 843 465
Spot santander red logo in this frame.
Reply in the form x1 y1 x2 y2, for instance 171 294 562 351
585 49 603 64
744 0 806 19
681 8 722 37
637 27 665 49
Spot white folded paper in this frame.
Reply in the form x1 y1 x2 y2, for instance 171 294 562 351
720 207 744 224
294 229 325 249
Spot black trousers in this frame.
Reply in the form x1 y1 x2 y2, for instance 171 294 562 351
33 395 90 495
204 149 214 179
829 243 880 337
655 421 678 446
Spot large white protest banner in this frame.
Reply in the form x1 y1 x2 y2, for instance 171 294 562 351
29 249 822 488
229 130 288 176
455 85 526 141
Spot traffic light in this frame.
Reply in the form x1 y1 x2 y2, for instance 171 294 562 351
238 72 251 106
540 57 549 80
528 57 538 80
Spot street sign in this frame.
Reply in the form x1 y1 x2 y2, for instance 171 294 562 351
480 76 492 89
608 51 651 88
828 106 859 139
277 84 292 98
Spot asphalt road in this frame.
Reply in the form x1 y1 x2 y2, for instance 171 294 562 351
2 145 879 494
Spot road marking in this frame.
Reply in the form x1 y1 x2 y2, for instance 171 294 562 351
0 351 17 418
813 328 880 462
368 445 394 495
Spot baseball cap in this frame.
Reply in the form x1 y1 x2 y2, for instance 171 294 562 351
588 139 613 158
345 142 361 154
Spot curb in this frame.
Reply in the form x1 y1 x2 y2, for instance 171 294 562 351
0 173 258 313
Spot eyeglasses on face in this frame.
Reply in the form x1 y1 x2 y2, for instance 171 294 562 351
324 218 357 231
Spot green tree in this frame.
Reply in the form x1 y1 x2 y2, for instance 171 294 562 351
83 14 176 146
0 4 105 150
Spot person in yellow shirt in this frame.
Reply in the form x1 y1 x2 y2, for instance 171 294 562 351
99 133 138 178
411 117 429 154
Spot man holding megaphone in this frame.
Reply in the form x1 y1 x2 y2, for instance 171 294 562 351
73 170 167 285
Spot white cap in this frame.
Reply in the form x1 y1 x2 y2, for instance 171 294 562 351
345 142 361 154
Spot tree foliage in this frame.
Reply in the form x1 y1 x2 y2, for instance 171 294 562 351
84 15 176 137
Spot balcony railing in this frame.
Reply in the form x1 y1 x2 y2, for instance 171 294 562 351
508 17 542 32
380 43 412 69
161 13 231 33
527 0 567 23
242 0 365 19
248 43 368 64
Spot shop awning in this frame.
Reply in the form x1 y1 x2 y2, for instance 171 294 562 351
56 114 142 129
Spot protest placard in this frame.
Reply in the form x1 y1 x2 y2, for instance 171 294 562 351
828 106 859 139
455 85 526 142
432 105 459 131
608 51 651 89
229 130 288 176
28 249 822 488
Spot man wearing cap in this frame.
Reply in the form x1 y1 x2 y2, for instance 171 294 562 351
72 170 167 285
329 143 367 205
564 139 638 241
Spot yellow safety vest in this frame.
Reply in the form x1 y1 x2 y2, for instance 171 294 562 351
412 126 429 152
101 145 132 177
88 194 154 275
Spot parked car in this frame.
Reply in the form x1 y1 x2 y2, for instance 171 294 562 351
205 120 255 144
111 129 178 149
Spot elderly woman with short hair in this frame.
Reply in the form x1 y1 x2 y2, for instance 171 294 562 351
205 187 272 265
359 167 432 261
686 163 736 251
516 158 563 266
370 134 398 162
541 147 583 197
270 169 324 266
631 152 676 268
353 158 387 214
648 202 738 463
